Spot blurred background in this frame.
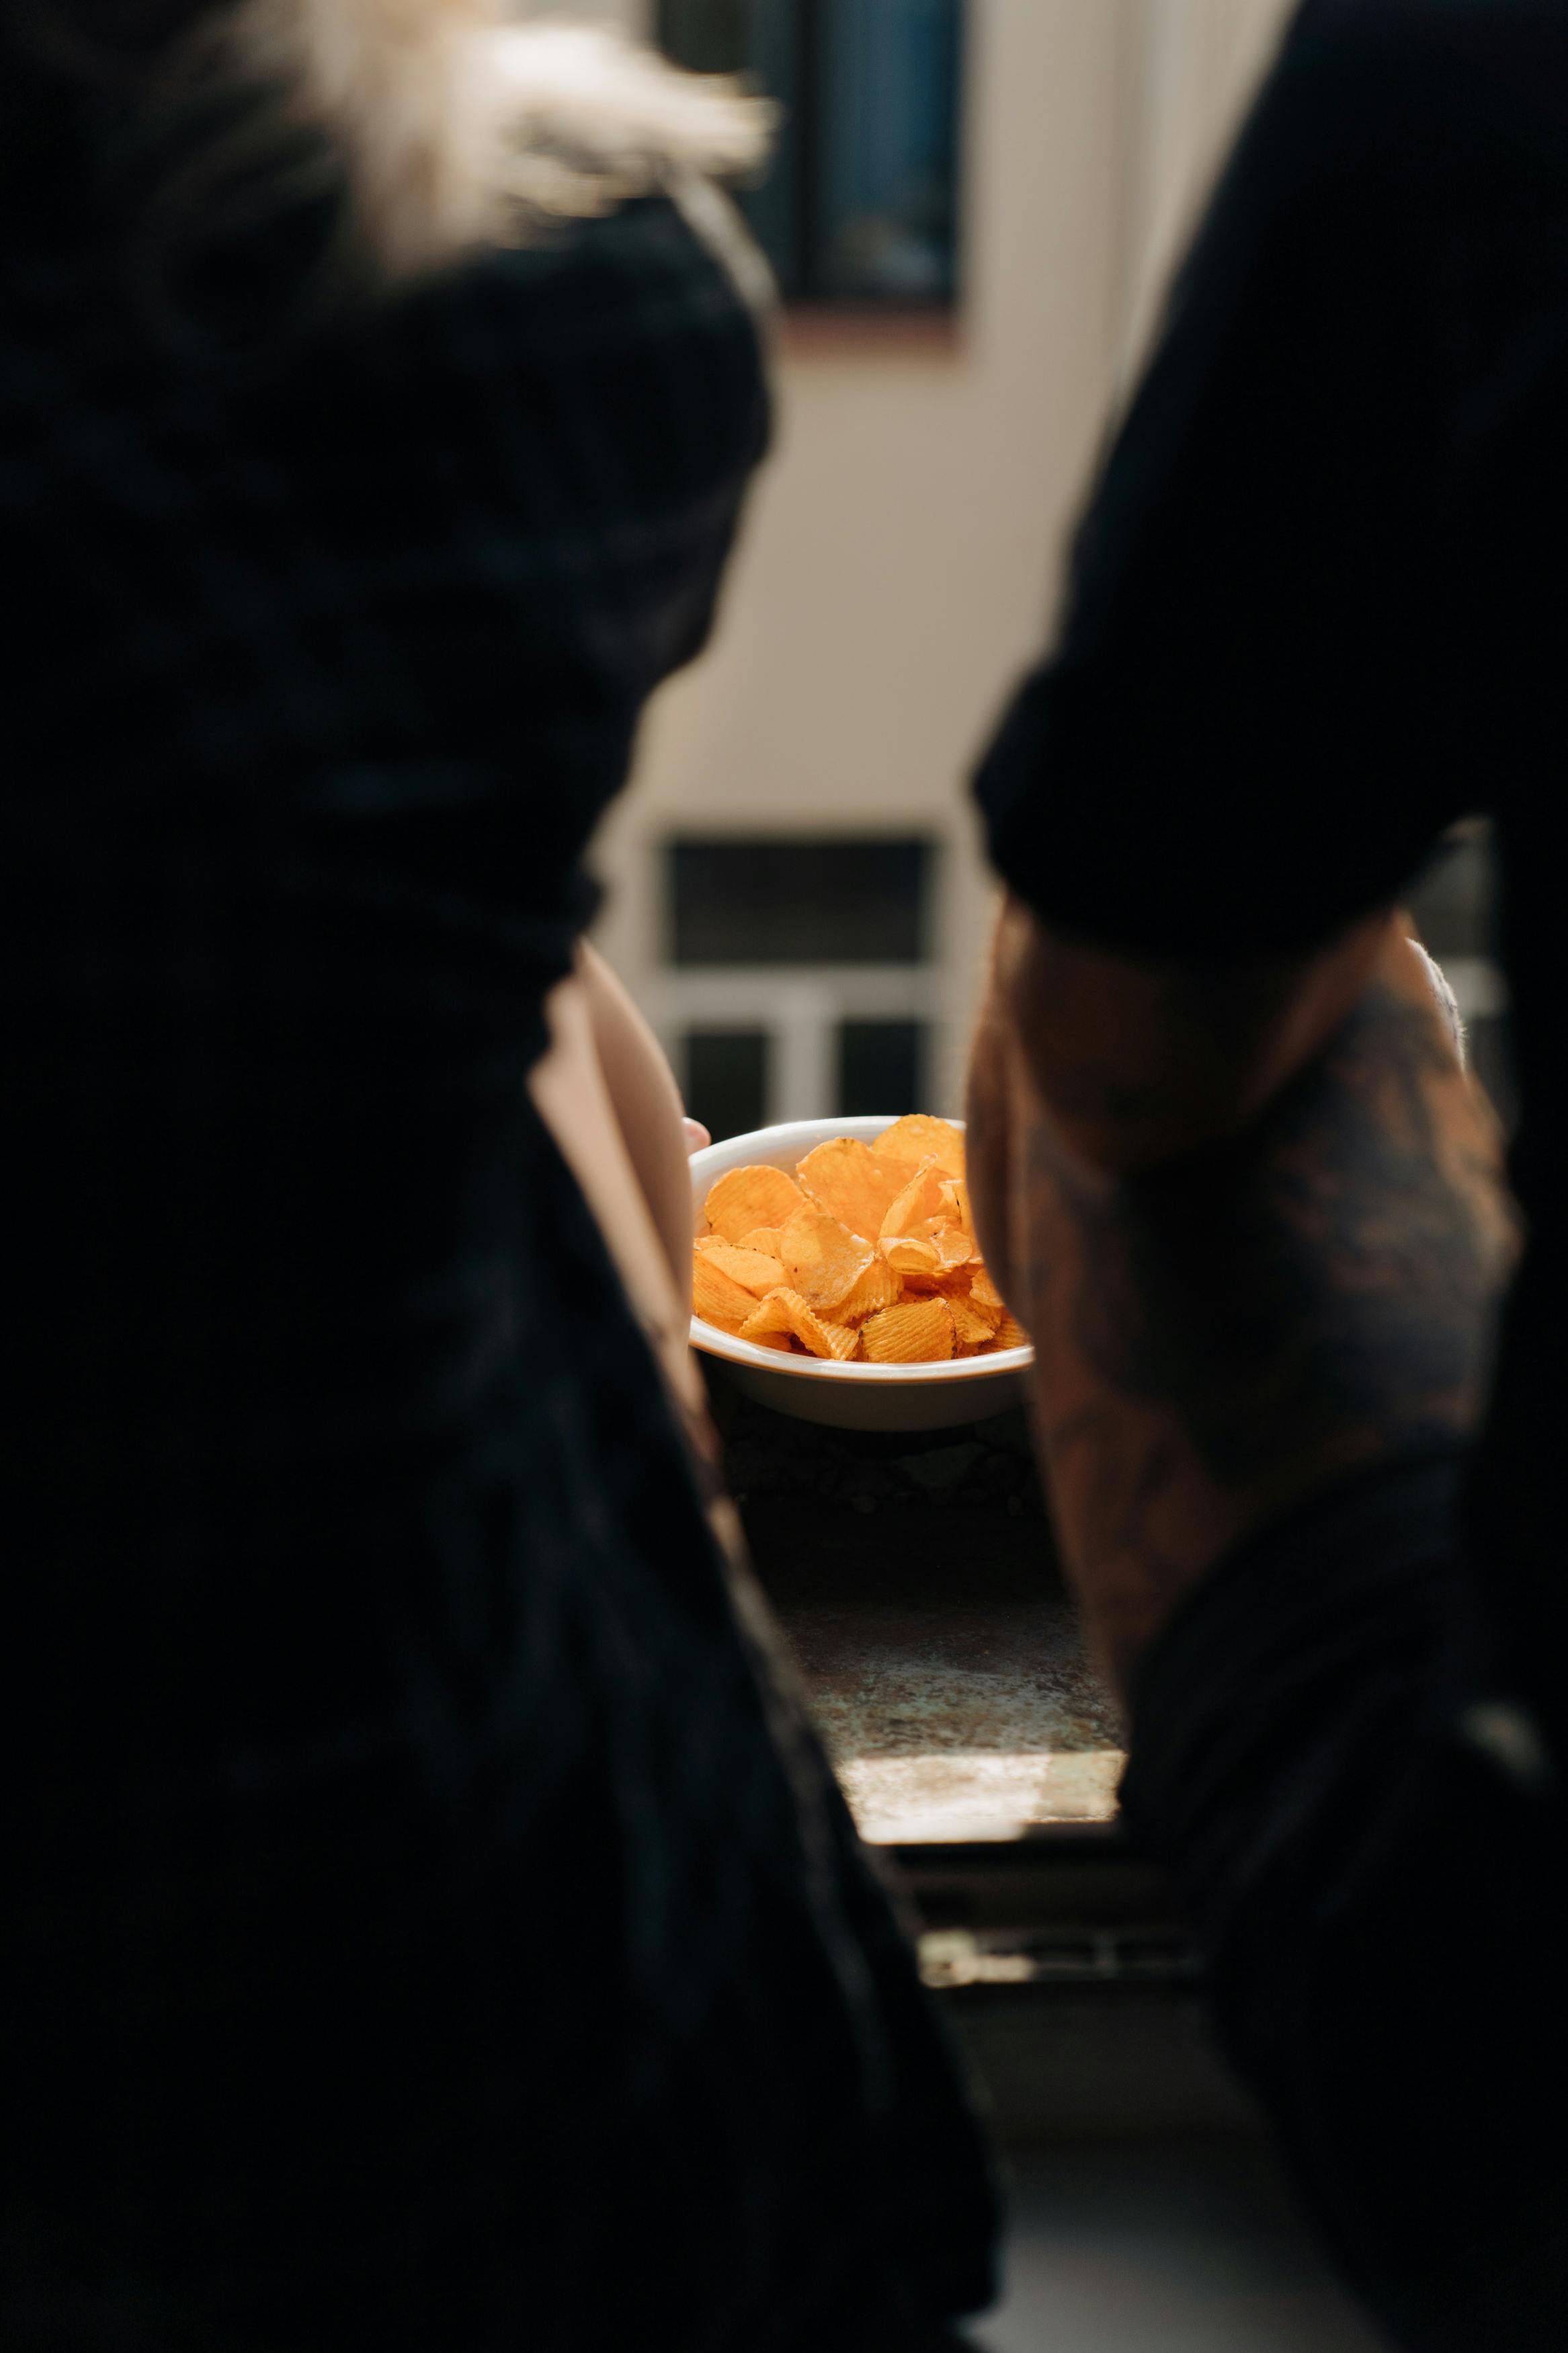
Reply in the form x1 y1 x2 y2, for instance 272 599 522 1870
575 0 1510 1143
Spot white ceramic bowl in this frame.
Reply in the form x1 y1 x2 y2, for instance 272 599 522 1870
688 1115 1033 1433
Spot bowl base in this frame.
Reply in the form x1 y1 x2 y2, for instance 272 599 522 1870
718 1357 1026 1434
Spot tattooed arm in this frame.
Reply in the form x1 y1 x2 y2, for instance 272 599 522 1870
969 904 1518 1696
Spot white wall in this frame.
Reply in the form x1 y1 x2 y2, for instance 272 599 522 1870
589 0 1296 1116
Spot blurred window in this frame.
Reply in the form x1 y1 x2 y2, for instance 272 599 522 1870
657 0 964 306
837 1017 925 1113
668 836 933 965
684 1028 772 1141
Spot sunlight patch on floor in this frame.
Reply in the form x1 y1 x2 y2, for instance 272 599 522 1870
841 1746 1124 1842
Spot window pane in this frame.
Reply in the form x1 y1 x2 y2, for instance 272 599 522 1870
657 0 747 71
837 1019 925 1115
819 0 962 301
658 1 962 306
669 836 934 965
685 1029 771 1140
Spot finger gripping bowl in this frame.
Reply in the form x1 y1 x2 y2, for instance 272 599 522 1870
688 1117 1033 1433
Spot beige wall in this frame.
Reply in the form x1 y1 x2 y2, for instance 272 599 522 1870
588 0 1295 1115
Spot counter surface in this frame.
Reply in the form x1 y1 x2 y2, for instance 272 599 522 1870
710 1372 1125 1842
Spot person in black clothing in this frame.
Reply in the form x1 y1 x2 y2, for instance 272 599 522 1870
0 7 997 2346
968 2 1568 2346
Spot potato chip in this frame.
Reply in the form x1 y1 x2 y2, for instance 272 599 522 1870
938 1176 974 1238
927 1257 983 1298
880 1159 948 1242
968 1265 1003 1313
692 1255 763 1333
860 1296 954 1365
931 1225 973 1273
835 1257 905 1323
990 1312 1030 1351
779 1205 874 1313
694 1236 788 1296
737 1227 787 1258
795 1138 915 1240
703 1164 804 1246
953 1281 1001 1326
741 1288 860 1361
880 1234 941 1278
948 1291 1002 1347
876 1115 965 1178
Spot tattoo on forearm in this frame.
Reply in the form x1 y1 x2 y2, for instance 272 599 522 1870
1014 984 1517 1681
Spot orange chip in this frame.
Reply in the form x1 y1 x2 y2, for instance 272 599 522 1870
835 1257 905 1323
694 1236 788 1296
795 1138 915 1240
931 1225 973 1273
737 1227 787 1257
703 1164 804 1246
990 1312 1030 1351
968 1265 1003 1312
925 1257 981 1298
876 1115 965 1179
880 1159 948 1242
938 1176 974 1238
880 1234 941 1278
780 1205 874 1313
949 1291 1001 1347
952 1282 1001 1326
741 1287 860 1360
860 1296 955 1364
692 1254 762 1332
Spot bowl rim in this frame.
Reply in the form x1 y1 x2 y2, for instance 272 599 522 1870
688 1114 1034 1384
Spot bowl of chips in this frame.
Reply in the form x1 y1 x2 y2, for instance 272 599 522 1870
688 1114 1033 1432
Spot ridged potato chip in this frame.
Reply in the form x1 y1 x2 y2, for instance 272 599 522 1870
741 1288 860 1360
780 1205 874 1313
795 1138 915 1240
703 1164 804 1246
737 1227 787 1257
694 1236 788 1296
968 1265 1003 1313
693 1254 763 1333
860 1296 954 1364
880 1234 942 1278
880 1159 948 1242
948 1291 1002 1347
990 1312 1030 1351
876 1115 965 1178
835 1257 905 1324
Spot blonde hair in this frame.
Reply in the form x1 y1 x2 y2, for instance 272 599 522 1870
3 0 771 337
208 1 771 281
